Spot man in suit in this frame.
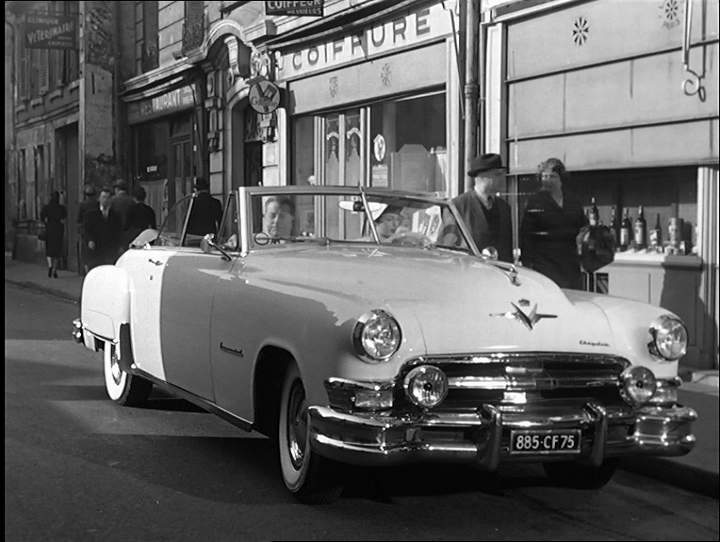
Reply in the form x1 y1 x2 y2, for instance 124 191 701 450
186 177 223 237
451 153 513 262
84 187 121 268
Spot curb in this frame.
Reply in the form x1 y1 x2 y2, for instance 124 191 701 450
5 279 80 304
621 457 719 499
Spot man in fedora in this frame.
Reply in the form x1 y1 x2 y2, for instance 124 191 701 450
452 153 513 262
186 176 223 237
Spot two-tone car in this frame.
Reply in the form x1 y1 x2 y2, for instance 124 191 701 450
73 185 696 503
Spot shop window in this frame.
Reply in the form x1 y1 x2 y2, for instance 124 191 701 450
290 90 447 196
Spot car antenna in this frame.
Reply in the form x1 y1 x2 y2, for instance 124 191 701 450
358 183 380 245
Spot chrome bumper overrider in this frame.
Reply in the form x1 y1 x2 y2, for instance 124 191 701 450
307 402 697 468
72 318 84 343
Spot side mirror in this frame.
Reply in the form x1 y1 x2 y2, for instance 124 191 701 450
130 229 159 248
482 246 499 260
201 233 232 261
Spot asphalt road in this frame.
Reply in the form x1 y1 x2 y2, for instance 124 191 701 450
5 283 719 541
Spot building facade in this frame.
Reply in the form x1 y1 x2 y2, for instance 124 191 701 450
481 0 719 369
7 0 125 271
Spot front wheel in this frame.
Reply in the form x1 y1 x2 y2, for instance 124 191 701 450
278 364 343 504
103 341 152 406
543 458 619 489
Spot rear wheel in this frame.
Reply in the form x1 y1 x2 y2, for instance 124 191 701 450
103 341 152 406
543 458 619 489
278 364 343 504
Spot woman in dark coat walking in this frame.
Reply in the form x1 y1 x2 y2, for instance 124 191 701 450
40 191 67 278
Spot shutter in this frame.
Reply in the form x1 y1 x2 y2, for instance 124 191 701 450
39 50 49 93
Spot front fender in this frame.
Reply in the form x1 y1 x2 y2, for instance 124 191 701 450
81 265 131 344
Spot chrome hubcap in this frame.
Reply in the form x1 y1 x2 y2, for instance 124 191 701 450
110 348 122 385
287 381 308 470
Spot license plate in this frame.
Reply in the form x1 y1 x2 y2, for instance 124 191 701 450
510 429 581 454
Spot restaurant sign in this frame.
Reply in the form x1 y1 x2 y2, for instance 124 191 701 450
266 1 324 17
24 12 77 49
278 2 452 81
128 85 196 124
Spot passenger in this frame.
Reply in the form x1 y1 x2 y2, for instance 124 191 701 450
262 196 295 240
520 157 587 290
452 153 512 262
186 177 223 237
373 206 404 241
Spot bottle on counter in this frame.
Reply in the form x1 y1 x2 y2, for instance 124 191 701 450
588 197 599 227
620 208 631 251
609 206 619 249
634 205 646 250
649 213 662 251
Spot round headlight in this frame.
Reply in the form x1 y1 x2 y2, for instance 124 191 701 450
404 365 448 408
352 309 402 362
620 366 657 406
649 315 688 361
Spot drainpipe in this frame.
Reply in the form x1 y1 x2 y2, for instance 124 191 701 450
463 0 480 192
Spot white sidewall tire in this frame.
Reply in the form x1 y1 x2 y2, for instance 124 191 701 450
104 341 128 402
278 364 308 491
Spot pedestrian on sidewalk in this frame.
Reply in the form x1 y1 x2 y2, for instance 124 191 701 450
452 153 513 262
186 177 223 237
126 185 157 246
76 184 98 275
110 178 134 256
84 187 121 269
40 191 67 279
520 157 587 290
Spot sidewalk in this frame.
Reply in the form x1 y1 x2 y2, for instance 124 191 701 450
4 254 718 497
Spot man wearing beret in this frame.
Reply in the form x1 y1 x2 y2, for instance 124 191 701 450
452 153 513 262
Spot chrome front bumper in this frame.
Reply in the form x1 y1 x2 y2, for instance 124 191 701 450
307 401 697 468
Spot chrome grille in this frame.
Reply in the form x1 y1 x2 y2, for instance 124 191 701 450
397 352 630 410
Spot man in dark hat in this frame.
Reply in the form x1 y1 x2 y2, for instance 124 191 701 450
77 184 98 275
451 153 513 262
186 176 223 237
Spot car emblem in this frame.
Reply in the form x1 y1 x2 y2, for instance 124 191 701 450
490 302 558 330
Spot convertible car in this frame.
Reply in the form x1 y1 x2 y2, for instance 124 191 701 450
73 185 696 503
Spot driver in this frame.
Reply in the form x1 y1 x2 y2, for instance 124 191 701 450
262 196 295 240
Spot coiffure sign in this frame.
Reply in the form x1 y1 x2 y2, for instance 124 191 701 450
24 12 77 49
278 2 452 81
266 1 323 16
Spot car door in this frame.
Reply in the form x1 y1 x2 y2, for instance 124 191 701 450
157 193 234 401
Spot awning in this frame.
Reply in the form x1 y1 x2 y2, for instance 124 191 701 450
262 0 424 51
120 63 202 103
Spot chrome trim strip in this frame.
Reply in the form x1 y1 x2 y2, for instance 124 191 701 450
326 377 394 392
130 367 254 432
447 375 619 390
405 352 631 368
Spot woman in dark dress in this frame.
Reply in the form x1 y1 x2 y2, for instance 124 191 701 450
520 158 587 290
40 191 67 278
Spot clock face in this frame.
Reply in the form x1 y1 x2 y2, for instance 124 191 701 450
249 79 280 114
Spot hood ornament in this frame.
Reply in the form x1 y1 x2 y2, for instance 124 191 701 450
490 301 557 330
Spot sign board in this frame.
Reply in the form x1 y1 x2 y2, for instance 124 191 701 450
249 79 281 114
128 85 196 124
266 1 324 17
24 12 77 49
278 3 452 81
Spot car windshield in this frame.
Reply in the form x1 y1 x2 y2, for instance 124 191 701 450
249 190 471 253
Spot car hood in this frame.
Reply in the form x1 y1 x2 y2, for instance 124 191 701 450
247 245 616 355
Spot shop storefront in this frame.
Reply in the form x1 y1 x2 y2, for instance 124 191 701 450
127 83 202 224
483 0 719 368
270 0 460 196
